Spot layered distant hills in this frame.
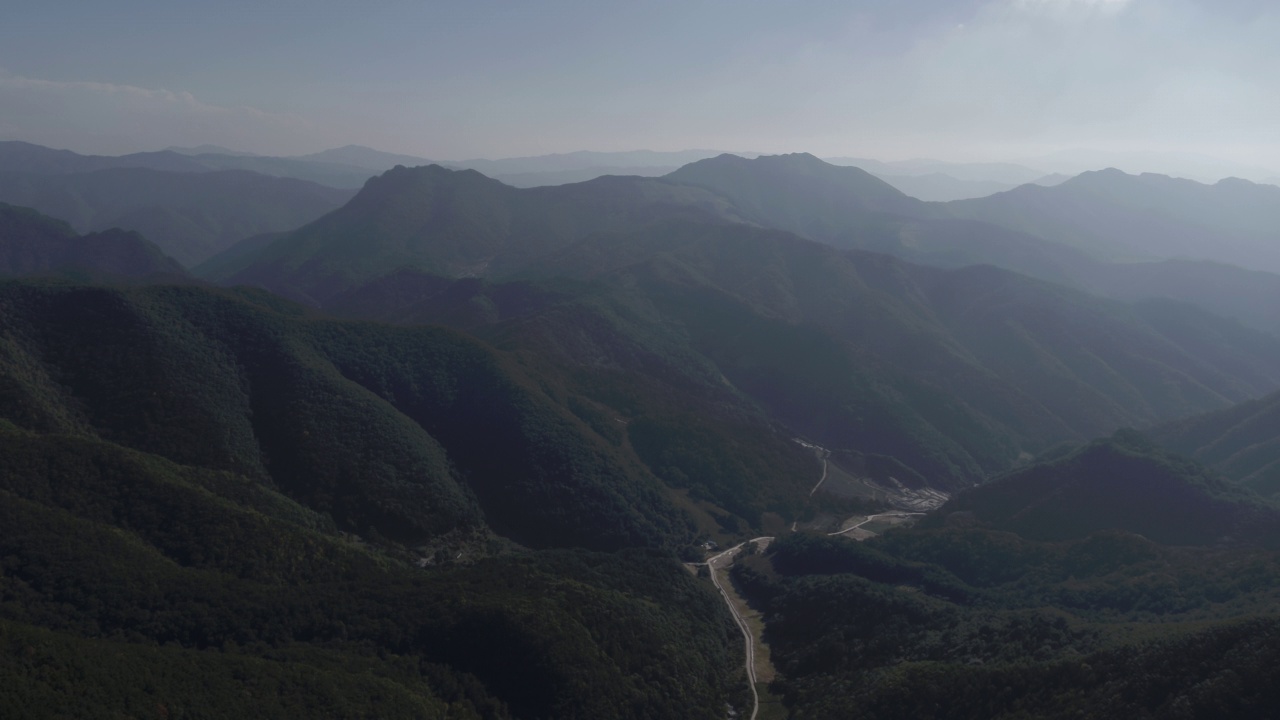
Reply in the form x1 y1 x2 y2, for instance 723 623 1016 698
950 168 1280 271
193 159 1280 501
0 202 185 280
0 167 354 265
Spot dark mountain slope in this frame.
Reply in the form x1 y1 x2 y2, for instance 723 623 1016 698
0 202 185 280
330 269 823 529
1153 391 1280 499
931 430 1276 545
0 281 691 551
0 421 740 719
0 167 355 265
536 222 1280 434
212 164 746 302
323 219 1280 499
731 429 1280 719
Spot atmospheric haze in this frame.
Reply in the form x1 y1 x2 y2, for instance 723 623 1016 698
2 0 1278 181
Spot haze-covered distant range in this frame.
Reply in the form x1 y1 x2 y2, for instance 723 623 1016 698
4 1 1280 179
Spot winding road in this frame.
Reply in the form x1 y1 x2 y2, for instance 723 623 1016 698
697 512 924 720
808 448 831 496
706 537 773 720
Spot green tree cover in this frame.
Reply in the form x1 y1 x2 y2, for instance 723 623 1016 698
331 268 822 529
310 211 1280 497
0 420 742 719
927 430 1280 547
0 280 704 551
734 435 1280 718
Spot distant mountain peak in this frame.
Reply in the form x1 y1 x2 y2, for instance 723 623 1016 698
164 144 258 157
292 145 433 171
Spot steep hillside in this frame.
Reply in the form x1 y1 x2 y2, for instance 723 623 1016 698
211 164 745 302
664 155 1280 336
0 280 705 551
0 420 741 719
1153 391 1280 499
323 219 1280 499
209 160 1280 501
0 203 185 279
663 153 1098 284
930 430 1277 545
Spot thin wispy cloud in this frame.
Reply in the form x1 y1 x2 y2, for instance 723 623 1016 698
0 69 315 155
1 1 1276 174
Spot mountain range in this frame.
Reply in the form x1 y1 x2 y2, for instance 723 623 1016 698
7 140 1280 717
191 159 1280 504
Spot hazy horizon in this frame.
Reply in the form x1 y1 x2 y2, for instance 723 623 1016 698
3 0 1278 180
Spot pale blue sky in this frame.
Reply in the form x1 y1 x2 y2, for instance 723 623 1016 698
1 0 1277 170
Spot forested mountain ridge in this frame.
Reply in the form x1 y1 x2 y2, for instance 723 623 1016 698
1154 390 1280 500
0 202 186 280
0 415 743 719
214 162 1280 496
926 430 1280 546
0 280 712 551
664 154 1280 338
209 163 749 302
